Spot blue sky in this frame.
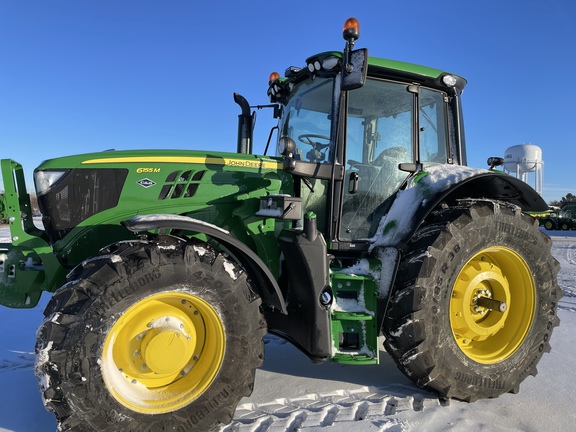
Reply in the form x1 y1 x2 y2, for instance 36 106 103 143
1 0 574 203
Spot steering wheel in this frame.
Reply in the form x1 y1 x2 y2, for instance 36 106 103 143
298 134 331 151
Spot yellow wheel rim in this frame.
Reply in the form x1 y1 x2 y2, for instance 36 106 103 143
450 247 535 364
101 292 225 413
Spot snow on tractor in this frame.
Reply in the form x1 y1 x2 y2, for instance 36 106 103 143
0 18 560 432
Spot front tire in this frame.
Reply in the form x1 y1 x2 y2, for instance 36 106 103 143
383 201 561 401
35 237 266 431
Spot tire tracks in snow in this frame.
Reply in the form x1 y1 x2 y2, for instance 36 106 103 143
216 387 437 431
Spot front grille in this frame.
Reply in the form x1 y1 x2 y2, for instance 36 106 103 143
37 168 128 242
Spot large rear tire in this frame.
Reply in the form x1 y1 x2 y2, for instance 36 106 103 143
35 237 266 431
383 200 561 401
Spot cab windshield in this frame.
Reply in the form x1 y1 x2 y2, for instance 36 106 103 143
277 77 334 163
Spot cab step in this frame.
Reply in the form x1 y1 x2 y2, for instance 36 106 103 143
329 271 379 365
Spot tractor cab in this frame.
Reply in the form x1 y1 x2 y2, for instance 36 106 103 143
267 18 467 251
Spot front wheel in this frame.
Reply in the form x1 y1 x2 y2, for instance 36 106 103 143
35 237 266 431
383 201 561 401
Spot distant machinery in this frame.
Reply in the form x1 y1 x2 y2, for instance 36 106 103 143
503 144 543 196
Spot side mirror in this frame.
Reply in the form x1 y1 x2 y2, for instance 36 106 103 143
341 18 368 91
341 48 368 91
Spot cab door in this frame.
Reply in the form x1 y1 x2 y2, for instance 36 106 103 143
339 79 450 241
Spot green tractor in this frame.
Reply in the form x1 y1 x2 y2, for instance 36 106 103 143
539 203 576 230
542 210 574 231
0 18 560 432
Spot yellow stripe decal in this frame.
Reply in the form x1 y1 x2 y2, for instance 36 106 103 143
81 156 283 170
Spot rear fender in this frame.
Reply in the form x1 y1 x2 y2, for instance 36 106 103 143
370 165 548 251
123 214 287 314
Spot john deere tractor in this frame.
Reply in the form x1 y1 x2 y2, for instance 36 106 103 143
0 18 560 432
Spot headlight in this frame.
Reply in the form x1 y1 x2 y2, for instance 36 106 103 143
442 74 458 87
34 170 68 196
322 56 340 70
305 54 342 77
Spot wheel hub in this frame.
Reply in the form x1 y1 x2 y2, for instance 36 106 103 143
451 261 510 339
450 247 535 364
101 292 225 413
141 323 196 375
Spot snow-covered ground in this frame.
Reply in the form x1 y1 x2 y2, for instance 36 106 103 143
1 225 575 432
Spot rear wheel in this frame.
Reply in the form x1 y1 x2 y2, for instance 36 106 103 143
543 218 555 230
383 200 561 401
35 237 265 431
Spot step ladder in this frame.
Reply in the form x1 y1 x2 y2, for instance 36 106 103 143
330 271 379 365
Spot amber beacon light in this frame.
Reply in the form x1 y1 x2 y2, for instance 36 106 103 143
343 17 360 42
